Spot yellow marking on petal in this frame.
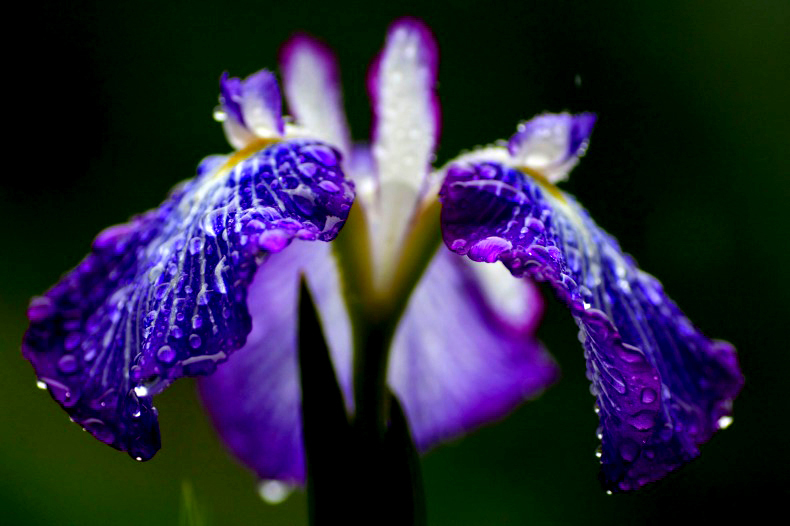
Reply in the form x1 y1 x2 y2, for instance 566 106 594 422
518 166 567 202
213 137 281 180
182 137 281 213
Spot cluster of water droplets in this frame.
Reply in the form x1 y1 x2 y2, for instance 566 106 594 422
22 138 353 462
440 159 741 491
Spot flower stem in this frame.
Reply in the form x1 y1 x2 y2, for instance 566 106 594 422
298 279 425 525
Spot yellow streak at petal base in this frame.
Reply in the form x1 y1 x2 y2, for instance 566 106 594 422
518 166 567 203
214 138 281 180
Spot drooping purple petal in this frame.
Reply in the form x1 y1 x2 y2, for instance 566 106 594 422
439 161 742 491
281 35 351 155
389 247 557 451
198 240 353 484
507 113 596 182
22 139 354 462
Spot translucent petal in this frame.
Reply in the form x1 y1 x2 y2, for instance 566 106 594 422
389 248 557 450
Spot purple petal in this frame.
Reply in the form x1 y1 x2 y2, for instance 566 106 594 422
198 240 353 484
240 70 285 137
507 113 596 181
22 139 354 462
439 161 743 491
219 72 246 126
389 248 557 451
219 73 256 149
281 35 351 155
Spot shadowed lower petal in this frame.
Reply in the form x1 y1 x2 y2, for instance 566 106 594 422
439 160 742 491
22 139 353 462
198 240 353 484
389 247 557 451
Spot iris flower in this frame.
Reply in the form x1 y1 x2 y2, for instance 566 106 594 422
22 18 742 495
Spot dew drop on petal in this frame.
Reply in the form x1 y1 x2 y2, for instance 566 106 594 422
258 480 293 505
318 180 340 193
156 345 176 364
213 106 227 122
189 334 202 349
717 415 734 429
640 388 657 404
619 440 639 462
57 354 79 374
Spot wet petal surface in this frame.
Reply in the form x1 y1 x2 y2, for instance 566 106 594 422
22 139 353 462
439 161 742 490
389 248 557 451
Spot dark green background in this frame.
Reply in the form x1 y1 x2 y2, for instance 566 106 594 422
3 1 788 524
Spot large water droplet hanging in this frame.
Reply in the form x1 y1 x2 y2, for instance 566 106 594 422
257 480 293 505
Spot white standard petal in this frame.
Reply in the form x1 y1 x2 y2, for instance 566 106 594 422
367 19 440 291
281 36 351 157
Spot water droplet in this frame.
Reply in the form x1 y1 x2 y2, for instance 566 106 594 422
640 388 657 404
606 490 613 496
717 415 733 429
192 315 203 329
213 106 227 122
134 385 149 397
189 236 205 255
469 236 512 263
619 343 646 364
57 354 79 374
64 332 82 351
627 410 655 431
27 296 54 322
318 180 340 193
154 283 169 300
36 380 47 390
619 440 639 462
259 230 289 251
258 480 293 505
450 239 467 251
135 456 143 462
171 326 184 339
189 334 202 349
156 345 176 364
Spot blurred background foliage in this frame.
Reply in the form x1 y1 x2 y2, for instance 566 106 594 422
2 0 788 524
